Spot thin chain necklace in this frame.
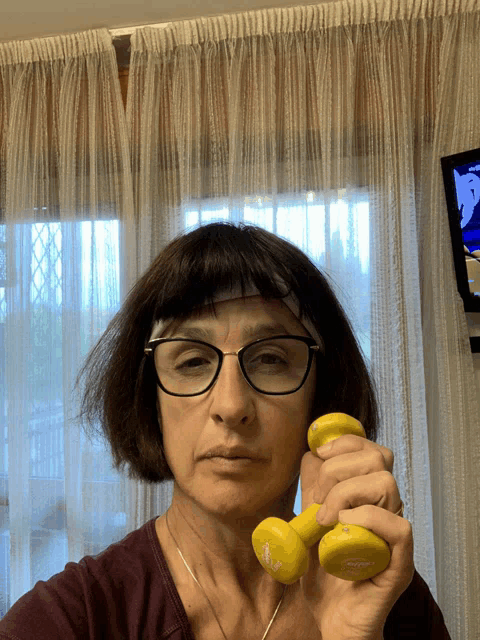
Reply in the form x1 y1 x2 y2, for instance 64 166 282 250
165 510 288 640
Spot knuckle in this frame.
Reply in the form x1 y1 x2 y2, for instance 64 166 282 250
316 478 340 504
381 446 395 471
403 518 413 536
316 458 333 483
360 503 378 517
372 449 386 467
381 470 398 491
402 521 415 551
387 448 395 466
339 434 359 446
374 445 394 472
334 480 357 505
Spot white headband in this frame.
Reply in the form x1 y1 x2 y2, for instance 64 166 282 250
148 281 325 354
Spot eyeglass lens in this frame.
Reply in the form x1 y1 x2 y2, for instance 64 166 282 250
153 338 310 395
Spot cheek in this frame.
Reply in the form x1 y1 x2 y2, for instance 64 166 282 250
157 396 201 467
156 392 184 429
277 417 310 464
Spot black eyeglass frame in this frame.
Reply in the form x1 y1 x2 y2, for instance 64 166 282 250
144 335 322 397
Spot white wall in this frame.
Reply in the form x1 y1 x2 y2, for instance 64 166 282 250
0 0 338 43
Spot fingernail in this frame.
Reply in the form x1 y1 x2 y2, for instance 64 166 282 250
317 442 332 456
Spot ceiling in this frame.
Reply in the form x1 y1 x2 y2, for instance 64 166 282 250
0 0 338 44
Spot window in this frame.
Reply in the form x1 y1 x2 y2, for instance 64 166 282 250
0 192 370 612
0 219 121 614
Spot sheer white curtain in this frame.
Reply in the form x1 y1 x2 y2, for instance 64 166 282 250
0 1 479 639
125 3 479 639
0 31 136 612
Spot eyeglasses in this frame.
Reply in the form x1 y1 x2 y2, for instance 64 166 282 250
144 335 322 396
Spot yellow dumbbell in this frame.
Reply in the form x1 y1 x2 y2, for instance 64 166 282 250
252 412 391 584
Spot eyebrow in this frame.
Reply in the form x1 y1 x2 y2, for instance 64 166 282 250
173 322 292 342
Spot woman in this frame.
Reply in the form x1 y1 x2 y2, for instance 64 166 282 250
0 222 451 639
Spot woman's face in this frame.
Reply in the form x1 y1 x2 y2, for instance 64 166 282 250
156 295 318 519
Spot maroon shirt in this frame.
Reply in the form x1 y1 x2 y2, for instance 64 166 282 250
0 517 451 639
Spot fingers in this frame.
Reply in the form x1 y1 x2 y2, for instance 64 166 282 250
315 470 401 526
317 433 394 473
313 448 388 504
300 432 399 521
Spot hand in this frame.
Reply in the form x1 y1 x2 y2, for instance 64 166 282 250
298 433 415 640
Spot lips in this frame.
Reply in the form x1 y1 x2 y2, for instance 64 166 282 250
202 445 263 460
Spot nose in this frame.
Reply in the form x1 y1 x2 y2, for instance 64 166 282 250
214 353 250 390
208 354 255 423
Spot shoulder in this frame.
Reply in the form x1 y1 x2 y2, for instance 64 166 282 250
384 569 451 639
0 517 192 640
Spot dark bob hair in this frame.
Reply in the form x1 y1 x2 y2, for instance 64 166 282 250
76 221 380 484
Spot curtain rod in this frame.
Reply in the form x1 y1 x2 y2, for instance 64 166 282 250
109 22 172 37
108 0 333 34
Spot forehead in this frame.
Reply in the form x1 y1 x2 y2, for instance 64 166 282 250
165 295 309 338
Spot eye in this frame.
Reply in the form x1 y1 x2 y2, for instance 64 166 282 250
176 357 210 370
253 353 288 365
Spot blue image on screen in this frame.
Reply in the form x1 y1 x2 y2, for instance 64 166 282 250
453 161 480 253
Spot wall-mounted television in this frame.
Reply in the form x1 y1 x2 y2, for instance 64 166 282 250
441 147 480 310
441 147 480 351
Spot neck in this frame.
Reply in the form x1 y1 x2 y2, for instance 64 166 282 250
163 480 298 607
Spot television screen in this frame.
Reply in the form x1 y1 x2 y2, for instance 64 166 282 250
441 147 480 315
